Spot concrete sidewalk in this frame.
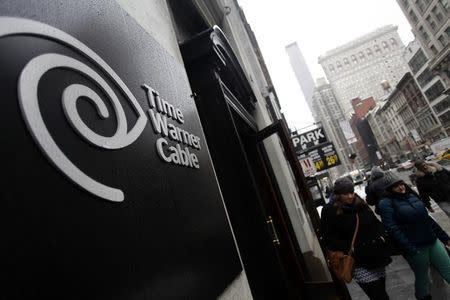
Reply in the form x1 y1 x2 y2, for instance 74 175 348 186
347 200 450 299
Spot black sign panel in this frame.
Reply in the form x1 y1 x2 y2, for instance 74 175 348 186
0 1 241 298
291 127 328 152
297 142 341 172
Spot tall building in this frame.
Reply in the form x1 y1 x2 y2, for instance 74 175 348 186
286 42 316 114
396 0 450 85
403 39 449 135
311 79 353 175
318 25 409 118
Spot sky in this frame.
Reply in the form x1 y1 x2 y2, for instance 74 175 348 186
237 0 414 131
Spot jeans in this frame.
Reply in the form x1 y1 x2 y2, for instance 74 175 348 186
405 240 450 299
357 277 389 300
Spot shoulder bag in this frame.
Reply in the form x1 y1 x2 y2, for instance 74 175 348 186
327 213 359 283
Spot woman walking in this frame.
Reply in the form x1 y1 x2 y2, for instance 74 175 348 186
321 177 392 300
378 173 450 300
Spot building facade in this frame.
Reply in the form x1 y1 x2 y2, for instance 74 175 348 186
318 25 410 118
286 42 317 115
396 0 450 85
403 39 450 135
311 78 354 176
1 1 345 299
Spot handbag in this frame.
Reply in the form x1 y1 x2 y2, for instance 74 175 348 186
327 214 359 283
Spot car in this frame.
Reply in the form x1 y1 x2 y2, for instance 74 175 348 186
436 149 450 161
397 159 414 172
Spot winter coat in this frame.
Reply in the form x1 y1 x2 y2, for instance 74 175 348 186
365 167 386 210
378 192 450 256
320 197 392 269
416 162 450 206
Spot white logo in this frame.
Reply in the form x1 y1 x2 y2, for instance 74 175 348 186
1 17 150 202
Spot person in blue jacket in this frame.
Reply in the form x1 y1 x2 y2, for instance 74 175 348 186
378 172 450 300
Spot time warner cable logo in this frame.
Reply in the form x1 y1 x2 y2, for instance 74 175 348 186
1 17 200 202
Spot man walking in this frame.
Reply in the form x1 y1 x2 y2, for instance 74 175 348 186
415 160 450 217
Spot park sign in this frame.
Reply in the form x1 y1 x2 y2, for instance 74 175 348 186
291 127 328 152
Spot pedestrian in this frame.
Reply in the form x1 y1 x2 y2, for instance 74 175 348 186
378 173 450 300
414 159 450 217
365 166 386 214
321 177 392 300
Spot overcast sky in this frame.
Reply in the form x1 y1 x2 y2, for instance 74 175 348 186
237 0 414 131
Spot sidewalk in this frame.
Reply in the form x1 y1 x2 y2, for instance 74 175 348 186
347 200 450 299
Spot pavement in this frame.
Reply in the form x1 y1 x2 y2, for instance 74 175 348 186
347 169 450 300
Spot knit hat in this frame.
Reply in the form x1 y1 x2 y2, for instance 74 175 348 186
414 159 425 168
381 171 403 191
333 177 354 195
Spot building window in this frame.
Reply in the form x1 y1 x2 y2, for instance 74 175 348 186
415 0 426 13
374 45 381 53
408 9 419 23
439 0 449 11
366 48 373 56
438 35 447 47
351 55 358 63
430 45 438 55
359 52 365 59
328 64 335 72
438 110 450 127
390 38 398 47
425 80 445 102
382 41 389 50
419 26 430 42
426 15 437 31
417 67 434 87
446 26 450 38
432 6 444 23
433 96 450 114
344 58 350 65
408 49 428 74
336 61 342 69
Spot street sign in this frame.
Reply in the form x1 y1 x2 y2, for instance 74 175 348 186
291 127 328 151
297 142 341 172
299 157 316 177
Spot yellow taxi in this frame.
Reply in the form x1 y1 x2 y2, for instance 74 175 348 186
437 149 450 161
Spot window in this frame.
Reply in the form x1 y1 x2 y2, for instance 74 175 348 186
374 45 381 53
446 26 450 38
439 0 449 10
419 26 430 41
426 15 437 31
336 61 342 69
438 110 450 127
430 45 438 55
390 38 398 47
433 96 450 114
351 55 358 63
359 52 365 59
366 48 373 56
344 58 350 65
408 49 428 74
425 81 445 102
329 64 335 72
382 41 389 50
432 6 444 23
438 35 447 47
415 0 426 13
417 68 434 87
408 9 419 23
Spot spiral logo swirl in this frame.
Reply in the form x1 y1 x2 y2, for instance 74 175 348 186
1 17 148 202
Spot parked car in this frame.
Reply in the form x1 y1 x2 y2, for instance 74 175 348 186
397 159 414 171
436 149 450 161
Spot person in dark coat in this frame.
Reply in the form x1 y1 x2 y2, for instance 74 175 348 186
365 166 386 213
321 177 392 300
415 160 450 217
378 172 450 300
